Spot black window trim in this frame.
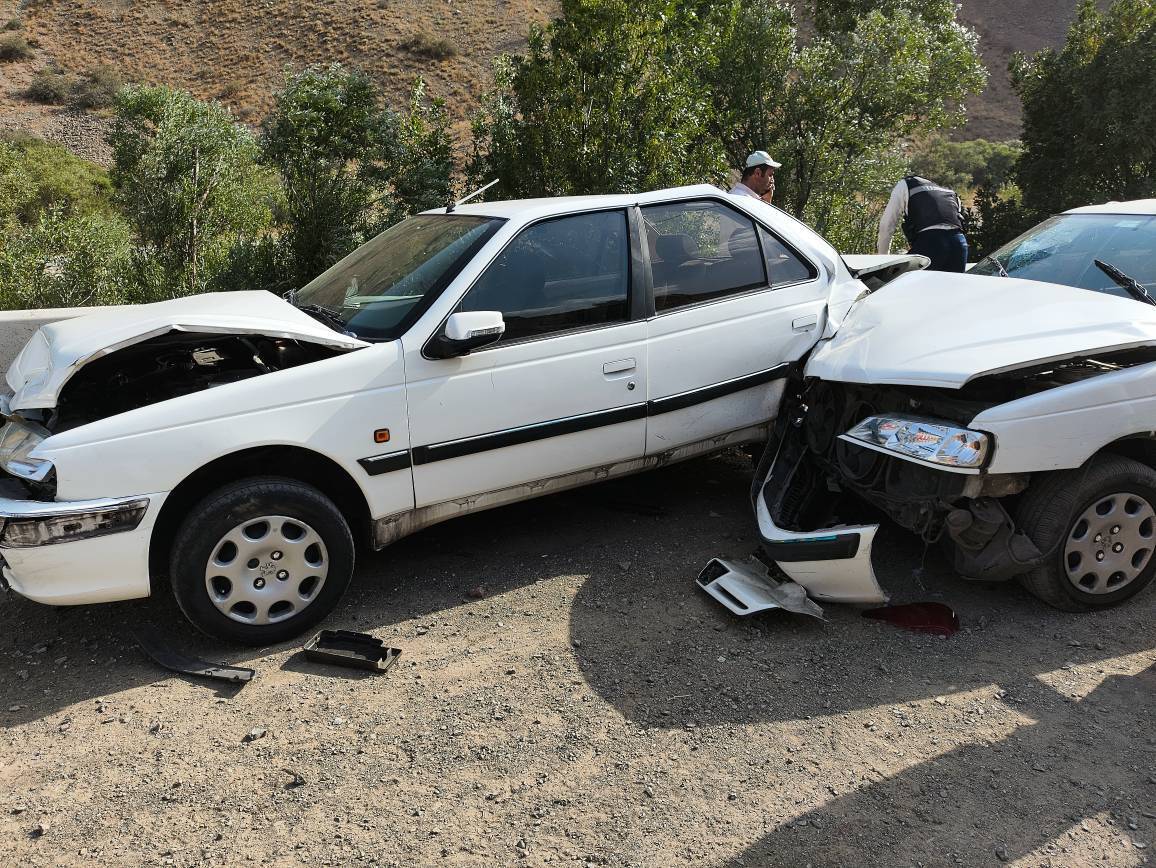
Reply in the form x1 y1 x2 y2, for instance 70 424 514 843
637 194 820 318
421 205 637 359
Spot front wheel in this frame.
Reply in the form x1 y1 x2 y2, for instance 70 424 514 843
169 477 355 645
1016 454 1156 611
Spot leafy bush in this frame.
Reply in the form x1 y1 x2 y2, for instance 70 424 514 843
909 136 1023 195
0 135 114 224
71 65 124 109
3 18 21 31
0 32 33 61
0 208 134 310
399 33 458 60
26 67 76 105
111 85 276 297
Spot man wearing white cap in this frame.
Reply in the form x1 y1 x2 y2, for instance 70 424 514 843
729 150 781 203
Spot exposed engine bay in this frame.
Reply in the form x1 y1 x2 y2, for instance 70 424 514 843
30 331 346 433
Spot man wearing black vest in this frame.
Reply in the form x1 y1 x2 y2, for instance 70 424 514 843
876 175 968 272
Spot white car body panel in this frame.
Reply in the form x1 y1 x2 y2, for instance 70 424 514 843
806 271 1156 388
755 481 887 603
5 291 368 410
972 360 1156 473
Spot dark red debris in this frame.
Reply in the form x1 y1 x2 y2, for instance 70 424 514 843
862 602 960 636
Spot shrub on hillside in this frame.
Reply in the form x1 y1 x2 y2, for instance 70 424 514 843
0 134 114 224
400 33 458 60
71 65 124 109
0 32 33 61
26 67 76 105
3 18 21 31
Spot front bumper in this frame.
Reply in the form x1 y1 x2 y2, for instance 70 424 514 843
0 491 166 605
755 478 887 604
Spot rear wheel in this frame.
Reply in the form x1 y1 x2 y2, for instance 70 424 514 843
1016 454 1156 611
170 477 355 645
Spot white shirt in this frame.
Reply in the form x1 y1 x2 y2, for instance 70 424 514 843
877 180 959 254
728 182 761 199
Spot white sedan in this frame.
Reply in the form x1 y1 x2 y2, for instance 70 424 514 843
752 199 1156 613
1 185 915 644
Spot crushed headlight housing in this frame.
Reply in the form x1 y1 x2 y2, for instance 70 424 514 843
0 417 54 482
0 499 149 548
843 416 990 469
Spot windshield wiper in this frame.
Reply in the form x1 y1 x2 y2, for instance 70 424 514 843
1094 258 1156 306
298 303 357 336
989 254 1009 278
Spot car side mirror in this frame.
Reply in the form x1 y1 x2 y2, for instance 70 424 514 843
426 311 506 359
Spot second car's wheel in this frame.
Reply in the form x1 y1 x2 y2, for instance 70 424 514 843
1016 454 1156 611
169 477 355 645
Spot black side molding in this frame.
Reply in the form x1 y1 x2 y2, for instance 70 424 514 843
762 533 861 562
648 363 790 416
358 450 413 476
412 403 648 465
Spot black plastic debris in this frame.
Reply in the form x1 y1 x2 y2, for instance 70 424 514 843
303 629 401 673
135 632 255 684
862 602 960 636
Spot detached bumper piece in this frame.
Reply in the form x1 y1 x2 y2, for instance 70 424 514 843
304 629 401 673
697 557 824 620
756 480 888 604
136 632 255 684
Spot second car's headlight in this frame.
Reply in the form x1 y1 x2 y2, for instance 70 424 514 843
0 417 54 482
842 415 990 469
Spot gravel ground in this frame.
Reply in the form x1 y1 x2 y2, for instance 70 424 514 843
2 453 1154 867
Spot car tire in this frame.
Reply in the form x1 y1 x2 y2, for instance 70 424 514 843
169 477 355 645
1016 454 1156 611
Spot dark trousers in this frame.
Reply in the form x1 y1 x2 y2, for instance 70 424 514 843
910 229 968 272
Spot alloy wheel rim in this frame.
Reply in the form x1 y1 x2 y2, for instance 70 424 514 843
1063 492 1155 595
204 515 329 625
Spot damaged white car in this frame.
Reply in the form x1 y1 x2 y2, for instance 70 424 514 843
2 185 912 643
755 199 1156 612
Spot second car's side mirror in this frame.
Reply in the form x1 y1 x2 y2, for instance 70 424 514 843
426 311 506 359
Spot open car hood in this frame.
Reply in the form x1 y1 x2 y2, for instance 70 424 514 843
807 271 1156 388
5 291 368 410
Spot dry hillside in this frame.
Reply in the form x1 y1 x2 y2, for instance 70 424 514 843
0 0 1086 162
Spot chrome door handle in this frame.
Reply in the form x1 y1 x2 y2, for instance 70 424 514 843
792 314 818 331
603 358 636 375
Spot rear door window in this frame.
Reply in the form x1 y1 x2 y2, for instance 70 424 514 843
641 200 767 312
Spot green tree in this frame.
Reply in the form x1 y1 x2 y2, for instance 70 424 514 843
261 64 381 288
110 85 277 298
0 135 115 223
469 0 728 197
374 78 456 225
909 135 1023 195
1012 0 1156 215
708 0 986 246
0 207 133 309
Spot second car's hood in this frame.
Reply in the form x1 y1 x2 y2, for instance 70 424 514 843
6 291 368 410
807 271 1156 388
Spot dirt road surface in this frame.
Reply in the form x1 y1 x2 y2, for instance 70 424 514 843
2 453 1154 867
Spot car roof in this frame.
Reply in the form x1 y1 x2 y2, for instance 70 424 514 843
426 184 732 221
1063 199 1156 216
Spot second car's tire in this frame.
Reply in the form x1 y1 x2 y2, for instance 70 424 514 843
1015 454 1156 611
169 477 355 645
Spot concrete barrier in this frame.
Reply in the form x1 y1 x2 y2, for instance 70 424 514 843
0 307 95 370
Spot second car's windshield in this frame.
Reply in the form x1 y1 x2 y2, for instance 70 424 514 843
294 214 504 340
970 213 1156 299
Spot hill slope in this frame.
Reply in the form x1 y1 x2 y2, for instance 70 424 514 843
1 0 1083 158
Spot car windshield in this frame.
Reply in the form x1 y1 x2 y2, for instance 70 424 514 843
294 214 504 341
970 213 1156 300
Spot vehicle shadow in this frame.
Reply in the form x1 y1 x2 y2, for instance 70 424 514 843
0 453 760 725
718 663 1156 867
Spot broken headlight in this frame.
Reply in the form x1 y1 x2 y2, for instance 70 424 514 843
842 416 990 469
0 417 54 482
0 499 149 548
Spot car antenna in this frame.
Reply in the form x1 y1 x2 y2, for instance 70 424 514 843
447 178 500 214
